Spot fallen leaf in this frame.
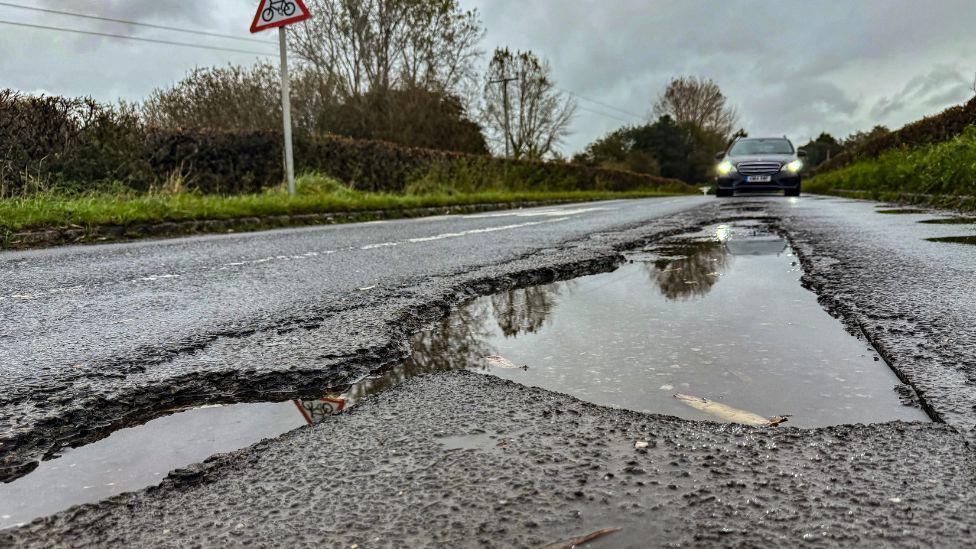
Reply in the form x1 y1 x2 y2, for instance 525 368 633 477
674 393 790 427
540 527 621 549
484 355 519 369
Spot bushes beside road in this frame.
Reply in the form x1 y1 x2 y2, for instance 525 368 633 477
0 90 690 199
0 90 693 243
815 97 976 175
805 126 976 209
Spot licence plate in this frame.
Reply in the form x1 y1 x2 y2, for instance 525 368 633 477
746 175 772 183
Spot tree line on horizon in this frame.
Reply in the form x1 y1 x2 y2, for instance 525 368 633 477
141 0 579 163
134 0 754 185
6 0 899 188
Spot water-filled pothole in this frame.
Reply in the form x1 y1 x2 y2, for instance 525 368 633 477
918 216 976 225
876 208 931 215
926 235 976 246
0 221 928 528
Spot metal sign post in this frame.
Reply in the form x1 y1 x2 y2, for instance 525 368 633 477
250 0 311 196
278 26 295 195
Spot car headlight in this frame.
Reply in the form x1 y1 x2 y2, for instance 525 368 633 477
782 159 803 173
716 160 735 175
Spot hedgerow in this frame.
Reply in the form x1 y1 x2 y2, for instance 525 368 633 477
816 97 976 174
0 90 692 198
805 126 976 207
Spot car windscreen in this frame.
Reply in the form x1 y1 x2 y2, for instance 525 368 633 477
728 139 794 155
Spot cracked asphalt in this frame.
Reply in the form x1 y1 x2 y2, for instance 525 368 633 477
3 195 976 547
0 197 708 480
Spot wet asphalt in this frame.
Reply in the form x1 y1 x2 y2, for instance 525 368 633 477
0 197 707 480
2 195 976 547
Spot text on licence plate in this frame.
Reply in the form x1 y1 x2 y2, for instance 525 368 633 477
746 175 772 183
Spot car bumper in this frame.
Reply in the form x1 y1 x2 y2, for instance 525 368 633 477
716 173 801 191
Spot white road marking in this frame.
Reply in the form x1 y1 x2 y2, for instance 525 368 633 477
0 208 582 300
463 207 610 219
362 217 570 250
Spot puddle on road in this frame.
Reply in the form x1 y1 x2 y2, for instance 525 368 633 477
926 235 976 246
0 221 929 529
918 216 976 225
875 208 931 215
432 222 927 428
0 375 415 529
0 401 309 529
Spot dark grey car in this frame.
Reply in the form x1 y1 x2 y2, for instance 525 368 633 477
714 137 807 197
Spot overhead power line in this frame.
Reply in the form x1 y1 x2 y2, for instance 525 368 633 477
576 105 636 125
557 86 646 120
0 1 273 45
0 19 275 56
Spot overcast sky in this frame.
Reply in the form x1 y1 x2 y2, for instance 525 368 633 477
2 0 975 154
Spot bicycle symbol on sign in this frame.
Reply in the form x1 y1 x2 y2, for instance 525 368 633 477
262 0 297 21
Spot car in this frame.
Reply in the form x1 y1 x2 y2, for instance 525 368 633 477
714 137 807 197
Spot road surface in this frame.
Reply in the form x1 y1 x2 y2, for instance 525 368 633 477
3 195 976 546
0 197 709 479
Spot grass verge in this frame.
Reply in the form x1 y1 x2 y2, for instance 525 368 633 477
806 126 976 211
0 173 688 234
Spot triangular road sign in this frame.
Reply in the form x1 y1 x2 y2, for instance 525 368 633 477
250 0 311 33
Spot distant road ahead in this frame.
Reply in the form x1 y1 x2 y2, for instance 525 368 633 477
0 196 708 412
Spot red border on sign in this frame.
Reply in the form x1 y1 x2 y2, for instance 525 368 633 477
250 0 312 33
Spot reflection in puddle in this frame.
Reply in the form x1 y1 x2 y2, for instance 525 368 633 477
644 240 729 300
293 396 347 424
926 235 976 246
1 222 931 529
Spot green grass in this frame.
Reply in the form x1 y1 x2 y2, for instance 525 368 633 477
0 173 683 233
806 126 976 210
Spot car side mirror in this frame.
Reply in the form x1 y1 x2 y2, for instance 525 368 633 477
797 150 808 158
715 152 725 160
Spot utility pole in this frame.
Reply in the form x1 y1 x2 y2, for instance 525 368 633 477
490 76 517 158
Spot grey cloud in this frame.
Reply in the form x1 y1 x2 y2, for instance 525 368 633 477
468 0 976 151
3 1 976 153
870 66 970 122
36 0 219 27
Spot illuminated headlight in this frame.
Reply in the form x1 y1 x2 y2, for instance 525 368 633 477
782 159 803 173
716 160 736 175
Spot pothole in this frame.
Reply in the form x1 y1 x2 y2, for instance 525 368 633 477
875 208 931 215
0 220 929 529
449 221 927 427
926 235 976 246
918 216 976 225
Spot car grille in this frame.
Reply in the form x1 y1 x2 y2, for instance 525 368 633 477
736 161 782 175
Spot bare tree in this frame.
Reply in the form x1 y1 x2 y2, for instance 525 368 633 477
140 63 334 134
652 76 739 139
290 0 483 100
141 64 282 131
482 48 577 159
